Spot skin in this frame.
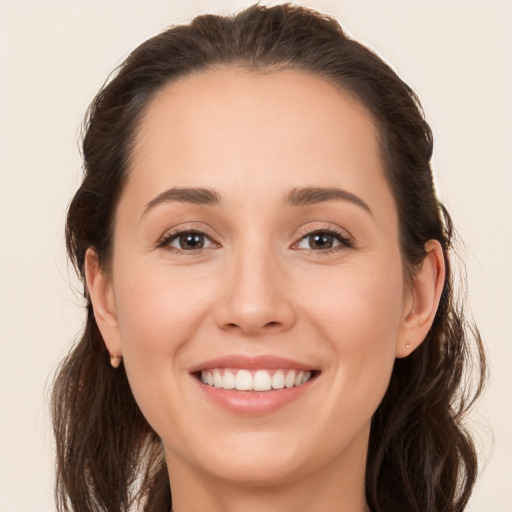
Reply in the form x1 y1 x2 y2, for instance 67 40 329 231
86 68 445 512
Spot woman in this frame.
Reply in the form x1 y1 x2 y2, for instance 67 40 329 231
51 4 486 511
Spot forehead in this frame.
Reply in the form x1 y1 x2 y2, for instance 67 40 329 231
125 67 392 217
133 68 379 167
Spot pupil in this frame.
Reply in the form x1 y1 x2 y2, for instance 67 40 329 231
310 233 333 249
180 233 204 249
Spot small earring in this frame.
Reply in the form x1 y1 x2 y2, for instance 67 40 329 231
405 343 411 350
110 354 122 368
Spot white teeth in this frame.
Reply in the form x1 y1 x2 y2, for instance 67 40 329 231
235 369 253 391
285 371 296 389
271 370 285 389
199 368 313 391
253 370 272 391
213 370 223 388
222 370 235 389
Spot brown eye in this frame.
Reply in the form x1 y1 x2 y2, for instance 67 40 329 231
308 233 335 249
179 233 205 249
295 229 352 252
166 231 214 251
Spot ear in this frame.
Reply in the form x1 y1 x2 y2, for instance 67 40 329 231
396 240 446 358
84 248 122 358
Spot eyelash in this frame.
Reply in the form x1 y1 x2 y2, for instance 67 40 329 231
157 226 354 254
157 229 219 253
293 227 354 254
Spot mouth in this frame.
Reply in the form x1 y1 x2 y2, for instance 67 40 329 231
195 368 317 391
189 355 320 414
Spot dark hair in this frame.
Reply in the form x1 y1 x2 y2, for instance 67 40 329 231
52 4 486 511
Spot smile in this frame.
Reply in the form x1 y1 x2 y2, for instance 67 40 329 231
190 355 320 414
200 368 313 391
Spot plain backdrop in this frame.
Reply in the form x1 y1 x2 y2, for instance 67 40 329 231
0 1 511 510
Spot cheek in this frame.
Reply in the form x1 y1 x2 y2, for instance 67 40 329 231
110 263 217 433
304 264 404 415
113 263 212 356
305 262 405 348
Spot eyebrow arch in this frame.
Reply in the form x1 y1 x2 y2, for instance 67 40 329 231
142 185 371 218
284 186 372 215
142 187 221 217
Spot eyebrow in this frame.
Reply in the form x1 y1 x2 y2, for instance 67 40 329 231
142 187 221 217
142 185 372 217
284 186 372 214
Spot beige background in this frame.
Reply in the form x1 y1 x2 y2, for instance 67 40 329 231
1 1 510 510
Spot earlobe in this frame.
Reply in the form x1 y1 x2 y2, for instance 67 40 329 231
84 248 122 359
396 240 446 358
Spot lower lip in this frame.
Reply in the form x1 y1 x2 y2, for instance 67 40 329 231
193 375 317 415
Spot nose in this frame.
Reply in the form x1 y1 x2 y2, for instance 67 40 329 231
213 245 296 336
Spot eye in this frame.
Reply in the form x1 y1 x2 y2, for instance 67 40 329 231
162 230 216 251
294 229 353 252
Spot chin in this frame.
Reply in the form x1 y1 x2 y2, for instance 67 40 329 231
202 453 309 487
169 430 314 486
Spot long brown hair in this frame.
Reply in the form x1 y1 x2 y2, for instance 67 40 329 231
52 4 486 511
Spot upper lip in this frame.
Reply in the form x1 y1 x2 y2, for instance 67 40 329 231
189 354 319 373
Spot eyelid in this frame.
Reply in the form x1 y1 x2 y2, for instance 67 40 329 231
156 224 221 252
155 222 354 253
292 224 355 251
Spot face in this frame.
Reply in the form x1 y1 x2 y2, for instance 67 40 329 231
91 68 422 489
